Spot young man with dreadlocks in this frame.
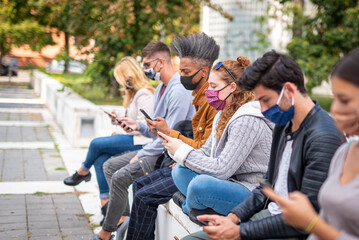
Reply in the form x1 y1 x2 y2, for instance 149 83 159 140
125 33 220 240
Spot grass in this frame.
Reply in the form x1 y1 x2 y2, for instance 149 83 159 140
0 82 32 88
41 70 123 105
55 167 66 171
32 192 52 195
310 94 333 112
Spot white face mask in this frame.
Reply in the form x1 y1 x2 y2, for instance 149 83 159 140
144 68 161 81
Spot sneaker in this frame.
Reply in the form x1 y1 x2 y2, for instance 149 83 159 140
63 171 91 186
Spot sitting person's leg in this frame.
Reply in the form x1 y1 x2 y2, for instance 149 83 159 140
98 151 140 239
83 135 142 172
103 150 139 186
127 167 177 240
171 164 199 196
181 231 209 240
131 167 171 195
93 153 111 204
97 151 159 240
64 135 142 186
184 174 250 215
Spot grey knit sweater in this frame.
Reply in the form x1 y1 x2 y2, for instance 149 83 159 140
173 101 274 191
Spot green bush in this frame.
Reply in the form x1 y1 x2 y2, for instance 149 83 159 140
310 94 333 112
43 71 123 105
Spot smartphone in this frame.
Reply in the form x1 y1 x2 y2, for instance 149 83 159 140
256 176 272 189
100 107 116 118
189 211 209 226
139 109 158 132
196 219 209 226
116 119 133 131
140 108 153 121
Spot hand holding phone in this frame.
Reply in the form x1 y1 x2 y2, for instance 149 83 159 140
100 107 117 121
189 211 209 226
140 109 153 121
116 119 133 131
140 109 158 132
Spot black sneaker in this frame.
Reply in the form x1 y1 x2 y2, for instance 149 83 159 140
63 171 91 186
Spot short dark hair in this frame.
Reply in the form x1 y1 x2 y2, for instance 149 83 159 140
170 33 220 69
141 41 171 61
239 50 307 94
331 47 359 87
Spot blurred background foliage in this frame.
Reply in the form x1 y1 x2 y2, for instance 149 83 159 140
261 0 359 93
1 0 358 107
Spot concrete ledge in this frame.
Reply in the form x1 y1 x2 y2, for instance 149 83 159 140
155 200 202 239
31 70 122 147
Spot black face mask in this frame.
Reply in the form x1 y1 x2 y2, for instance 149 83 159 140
180 69 203 90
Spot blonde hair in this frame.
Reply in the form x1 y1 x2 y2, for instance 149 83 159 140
215 56 254 138
114 56 155 108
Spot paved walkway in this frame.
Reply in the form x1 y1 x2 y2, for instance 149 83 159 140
0 80 95 239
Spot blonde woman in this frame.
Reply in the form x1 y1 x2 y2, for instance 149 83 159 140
64 56 154 215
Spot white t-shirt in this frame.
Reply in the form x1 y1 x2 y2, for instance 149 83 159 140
268 140 293 215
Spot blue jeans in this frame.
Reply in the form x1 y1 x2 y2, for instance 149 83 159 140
172 165 250 215
81 135 143 199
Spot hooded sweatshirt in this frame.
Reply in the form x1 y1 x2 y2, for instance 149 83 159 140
173 101 274 191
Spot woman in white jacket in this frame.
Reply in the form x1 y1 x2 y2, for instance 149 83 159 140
159 57 274 217
64 56 154 211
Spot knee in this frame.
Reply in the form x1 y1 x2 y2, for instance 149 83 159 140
171 164 185 183
134 187 148 202
132 178 142 193
188 175 213 196
103 160 114 178
89 137 102 150
110 169 125 186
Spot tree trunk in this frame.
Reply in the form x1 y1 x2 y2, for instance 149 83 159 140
292 0 304 38
64 31 70 73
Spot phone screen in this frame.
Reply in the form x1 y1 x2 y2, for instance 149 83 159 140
140 109 153 121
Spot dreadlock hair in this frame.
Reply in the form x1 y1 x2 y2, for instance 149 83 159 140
170 32 220 69
215 56 254 138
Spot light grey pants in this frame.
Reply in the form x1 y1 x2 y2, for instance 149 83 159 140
182 210 298 240
102 150 160 232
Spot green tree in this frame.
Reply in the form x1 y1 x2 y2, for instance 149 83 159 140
68 0 200 94
68 0 231 95
283 0 359 92
0 0 52 69
30 0 86 73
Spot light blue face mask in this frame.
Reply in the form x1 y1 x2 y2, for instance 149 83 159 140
262 86 294 126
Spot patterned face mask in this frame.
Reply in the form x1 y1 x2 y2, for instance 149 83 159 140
205 83 232 110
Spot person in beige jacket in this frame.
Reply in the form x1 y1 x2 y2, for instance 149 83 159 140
63 56 155 213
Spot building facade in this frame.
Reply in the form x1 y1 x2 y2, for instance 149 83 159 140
200 0 291 62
